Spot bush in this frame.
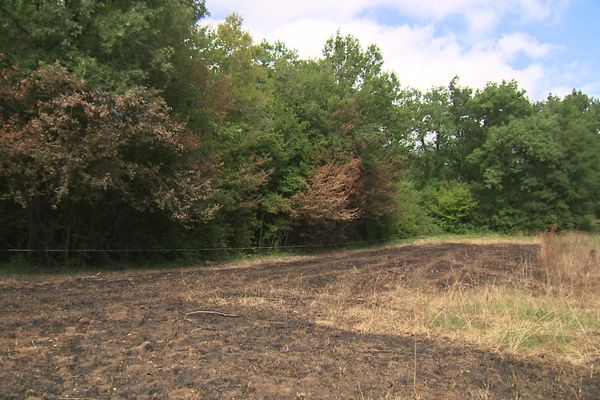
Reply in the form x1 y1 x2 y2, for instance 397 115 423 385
422 181 477 233
394 180 440 236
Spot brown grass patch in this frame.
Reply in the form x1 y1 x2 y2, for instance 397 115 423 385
311 232 600 365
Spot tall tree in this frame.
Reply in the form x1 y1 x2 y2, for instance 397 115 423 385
470 95 600 231
0 0 208 92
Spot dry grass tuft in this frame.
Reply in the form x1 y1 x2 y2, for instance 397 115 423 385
428 286 600 362
540 230 600 295
410 234 539 246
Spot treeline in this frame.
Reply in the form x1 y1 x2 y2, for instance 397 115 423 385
1 1 599 262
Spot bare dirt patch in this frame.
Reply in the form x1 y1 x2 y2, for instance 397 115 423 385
0 242 598 399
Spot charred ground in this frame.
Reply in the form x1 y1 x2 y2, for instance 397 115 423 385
0 242 598 399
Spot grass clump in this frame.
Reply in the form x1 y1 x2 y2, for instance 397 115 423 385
427 286 599 360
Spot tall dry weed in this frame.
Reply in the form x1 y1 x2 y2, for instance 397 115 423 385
540 229 600 297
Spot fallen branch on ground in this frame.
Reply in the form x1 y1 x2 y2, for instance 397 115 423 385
184 310 240 318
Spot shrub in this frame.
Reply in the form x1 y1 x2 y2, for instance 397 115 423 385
422 181 477 233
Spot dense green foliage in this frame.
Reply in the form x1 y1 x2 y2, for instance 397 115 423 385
1 1 598 262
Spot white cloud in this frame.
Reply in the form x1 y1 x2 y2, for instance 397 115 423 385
498 33 556 59
464 8 500 34
203 0 586 99
544 61 600 98
206 0 570 29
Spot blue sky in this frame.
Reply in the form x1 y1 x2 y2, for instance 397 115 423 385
205 0 600 100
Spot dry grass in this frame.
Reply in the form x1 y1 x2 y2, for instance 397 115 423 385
427 286 600 362
540 230 600 294
185 232 600 365
315 232 600 364
410 233 539 246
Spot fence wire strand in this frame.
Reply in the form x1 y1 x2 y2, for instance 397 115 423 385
0 233 535 254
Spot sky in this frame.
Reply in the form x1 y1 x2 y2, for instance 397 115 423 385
203 0 600 100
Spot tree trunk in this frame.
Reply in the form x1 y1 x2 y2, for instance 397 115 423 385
258 211 265 247
64 224 71 264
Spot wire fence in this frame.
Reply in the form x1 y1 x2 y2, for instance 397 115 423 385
1 238 397 254
0 232 537 254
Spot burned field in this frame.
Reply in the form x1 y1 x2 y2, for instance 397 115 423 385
1 242 598 399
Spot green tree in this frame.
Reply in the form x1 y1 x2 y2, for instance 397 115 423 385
405 86 455 183
472 115 568 231
543 91 600 229
470 104 599 231
0 0 207 92
422 181 477 233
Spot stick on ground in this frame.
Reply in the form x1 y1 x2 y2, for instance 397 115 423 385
185 310 240 318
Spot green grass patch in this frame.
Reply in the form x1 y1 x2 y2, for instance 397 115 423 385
427 287 600 359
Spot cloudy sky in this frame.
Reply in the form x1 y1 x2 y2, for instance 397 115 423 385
203 0 599 100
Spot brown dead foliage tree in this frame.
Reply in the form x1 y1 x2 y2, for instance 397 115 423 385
291 158 362 241
0 63 219 256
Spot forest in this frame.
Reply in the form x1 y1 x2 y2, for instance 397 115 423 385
1 1 599 263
